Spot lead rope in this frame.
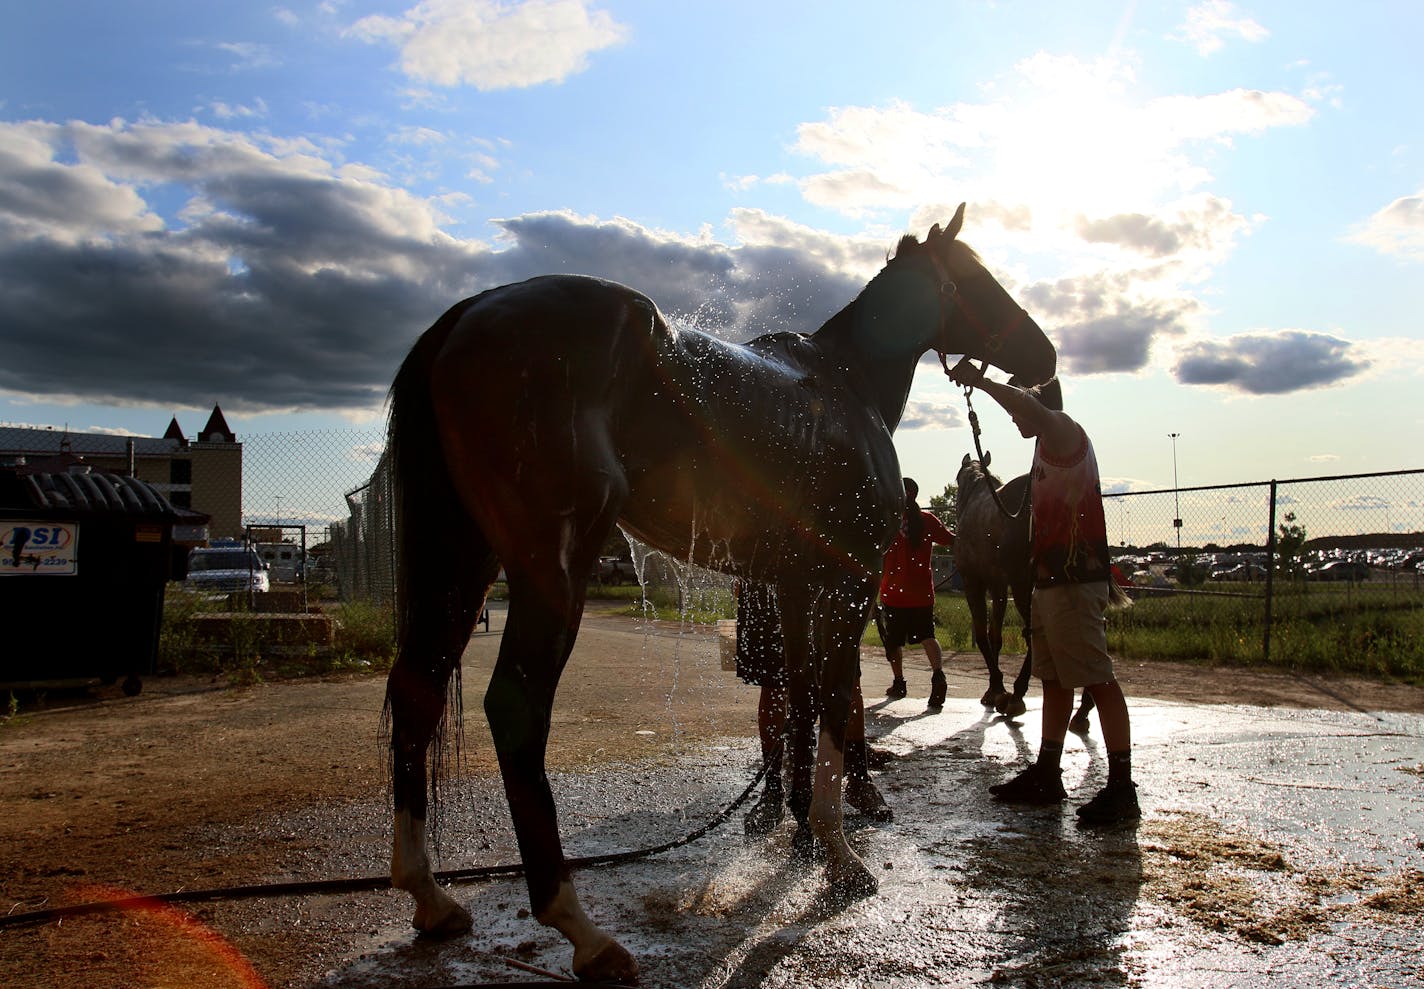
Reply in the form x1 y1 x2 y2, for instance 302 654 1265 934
938 352 1031 521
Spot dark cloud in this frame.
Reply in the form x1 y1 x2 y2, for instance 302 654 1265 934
0 121 868 415
485 212 861 339
1021 272 1192 375
1173 330 1371 394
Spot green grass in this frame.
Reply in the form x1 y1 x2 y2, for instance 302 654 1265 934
591 580 1424 686
158 577 1423 688
159 589 398 684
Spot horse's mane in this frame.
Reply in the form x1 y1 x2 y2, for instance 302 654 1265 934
889 231 982 266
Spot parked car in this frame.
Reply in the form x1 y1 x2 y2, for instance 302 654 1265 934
1211 563 1267 582
592 556 637 585
1307 560 1370 582
185 546 270 595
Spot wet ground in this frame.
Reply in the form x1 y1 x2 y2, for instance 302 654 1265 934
317 691 1423 987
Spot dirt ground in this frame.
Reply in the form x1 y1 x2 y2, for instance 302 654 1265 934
3 605 1422 989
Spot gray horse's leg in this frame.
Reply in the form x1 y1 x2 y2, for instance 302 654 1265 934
966 580 1006 707
1069 690 1097 735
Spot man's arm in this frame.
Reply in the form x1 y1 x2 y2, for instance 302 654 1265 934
948 361 1079 458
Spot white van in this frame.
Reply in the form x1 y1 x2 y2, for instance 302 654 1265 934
256 542 305 583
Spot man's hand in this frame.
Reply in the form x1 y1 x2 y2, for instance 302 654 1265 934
947 357 984 388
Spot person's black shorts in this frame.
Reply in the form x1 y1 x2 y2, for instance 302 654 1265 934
734 583 863 686
735 583 784 688
876 603 935 650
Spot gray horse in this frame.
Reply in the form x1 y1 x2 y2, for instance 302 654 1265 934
954 453 1096 729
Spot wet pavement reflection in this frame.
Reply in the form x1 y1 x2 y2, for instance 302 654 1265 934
320 685 1422 988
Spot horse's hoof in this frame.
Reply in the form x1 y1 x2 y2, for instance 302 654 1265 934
1068 714 1092 736
791 824 823 863
845 778 894 823
573 937 639 985
828 858 879 903
997 694 1027 719
980 688 1005 709
743 788 785 839
412 899 473 939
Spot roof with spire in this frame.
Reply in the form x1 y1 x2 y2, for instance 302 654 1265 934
198 404 236 444
0 403 237 462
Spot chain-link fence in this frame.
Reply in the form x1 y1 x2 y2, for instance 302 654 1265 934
232 426 1422 664
233 427 388 605
1104 468 1424 665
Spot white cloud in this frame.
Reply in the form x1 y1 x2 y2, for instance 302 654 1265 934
1171 1 1269 56
779 54 1321 390
898 400 965 431
789 56 1311 226
1349 192 1424 261
207 97 270 120
347 0 627 91
216 41 280 71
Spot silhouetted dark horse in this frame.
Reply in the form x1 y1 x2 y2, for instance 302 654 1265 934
955 453 1105 728
384 204 1056 982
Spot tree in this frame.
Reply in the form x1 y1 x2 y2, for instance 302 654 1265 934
927 482 958 530
1276 511 1308 576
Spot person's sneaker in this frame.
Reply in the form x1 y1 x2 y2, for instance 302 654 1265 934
743 786 784 838
989 764 1067 805
885 677 908 699
927 670 947 710
1076 781 1141 826
845 777 894 822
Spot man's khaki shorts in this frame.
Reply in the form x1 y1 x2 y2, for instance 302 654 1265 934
1029 581 1114 688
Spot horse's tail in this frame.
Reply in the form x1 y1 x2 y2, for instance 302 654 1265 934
384 297 496 838
1107 578 1133 611
387 300 485 644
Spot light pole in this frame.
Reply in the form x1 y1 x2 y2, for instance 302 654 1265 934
1168 432 1182 551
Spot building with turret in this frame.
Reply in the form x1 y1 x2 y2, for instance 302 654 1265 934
0 405 243 540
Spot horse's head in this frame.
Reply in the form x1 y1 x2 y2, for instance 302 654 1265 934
906 204 1057 387
957 451 993 489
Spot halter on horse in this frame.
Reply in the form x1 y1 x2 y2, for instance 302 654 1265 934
383 203 1056 982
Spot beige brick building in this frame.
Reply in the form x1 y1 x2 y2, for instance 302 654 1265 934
0 406 244 540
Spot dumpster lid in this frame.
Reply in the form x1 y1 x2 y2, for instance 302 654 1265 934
1 469 189 522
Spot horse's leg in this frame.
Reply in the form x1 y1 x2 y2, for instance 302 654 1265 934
388 553 496 937
807 579 878 899
386 346 499 937
778 582 819 861
1069 688 1097 735
1000 580 1032 719
965 581 1004 707
486 562 635 982
744 680 787 838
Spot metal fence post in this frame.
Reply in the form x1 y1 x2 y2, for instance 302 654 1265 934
1263 479 1278 665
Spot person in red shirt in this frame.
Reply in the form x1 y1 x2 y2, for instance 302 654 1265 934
877 477 956 709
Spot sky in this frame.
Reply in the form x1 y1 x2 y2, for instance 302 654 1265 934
3 0 1423 516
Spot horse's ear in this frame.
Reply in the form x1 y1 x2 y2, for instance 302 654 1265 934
961 453 971 468
927 222 943 243
983 449 992 470
946 203 966 240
